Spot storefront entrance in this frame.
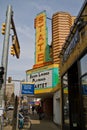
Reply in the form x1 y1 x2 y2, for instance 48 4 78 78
68 62 82 130
62 53 87 130
62 62 83 130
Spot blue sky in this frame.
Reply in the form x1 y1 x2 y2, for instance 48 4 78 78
0 0 84 82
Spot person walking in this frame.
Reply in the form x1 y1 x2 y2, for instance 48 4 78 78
38 106 44 120
32 105 35 114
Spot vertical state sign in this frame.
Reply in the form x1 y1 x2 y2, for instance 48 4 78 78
35 11 47 64
21 82 34 95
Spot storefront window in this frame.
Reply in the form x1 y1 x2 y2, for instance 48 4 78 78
62 73 70 124
80 53 87 129
81 75 87 129
80 53 87 75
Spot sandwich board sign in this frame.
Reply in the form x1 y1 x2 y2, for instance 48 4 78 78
21 82 34 95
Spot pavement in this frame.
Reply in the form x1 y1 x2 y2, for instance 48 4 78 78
4 125 12 130
30 113 61 130
3 113 61 130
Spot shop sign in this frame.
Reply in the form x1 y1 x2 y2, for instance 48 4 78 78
82 85 87 95
63 30 80 63
21 83 34 95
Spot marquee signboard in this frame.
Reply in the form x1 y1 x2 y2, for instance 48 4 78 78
26 64 60 94
28 69 52 89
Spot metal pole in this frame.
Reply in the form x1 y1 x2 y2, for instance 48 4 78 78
0 5 12 130
1 5 12 85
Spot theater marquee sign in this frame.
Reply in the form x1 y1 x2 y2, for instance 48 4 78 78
28 70 52 89
26 64 60 94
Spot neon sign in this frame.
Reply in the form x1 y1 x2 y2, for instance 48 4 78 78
35 12 47 64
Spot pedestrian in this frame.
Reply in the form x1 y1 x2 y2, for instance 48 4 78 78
3 111 6 119
32 105 35 114
19 118 24 129
38 106 44 120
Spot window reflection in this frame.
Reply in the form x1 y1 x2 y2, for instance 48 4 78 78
81 75 87 129
80 53 87 129
80 53 87 75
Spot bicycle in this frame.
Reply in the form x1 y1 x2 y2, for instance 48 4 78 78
23 116 31 129
3 118 12 126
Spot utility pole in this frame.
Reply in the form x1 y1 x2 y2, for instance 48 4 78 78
0 4 20 129
0 5 12 130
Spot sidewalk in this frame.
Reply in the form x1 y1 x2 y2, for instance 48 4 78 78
30 113 61 130
4 113 61 130
4 125 12 130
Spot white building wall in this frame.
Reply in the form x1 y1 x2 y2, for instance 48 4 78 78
53 90 61 125
6 82 14 99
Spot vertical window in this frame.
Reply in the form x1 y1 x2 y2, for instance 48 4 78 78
80 53 87 75
62 73 70 124
80 53 87 129
81 75 87 129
